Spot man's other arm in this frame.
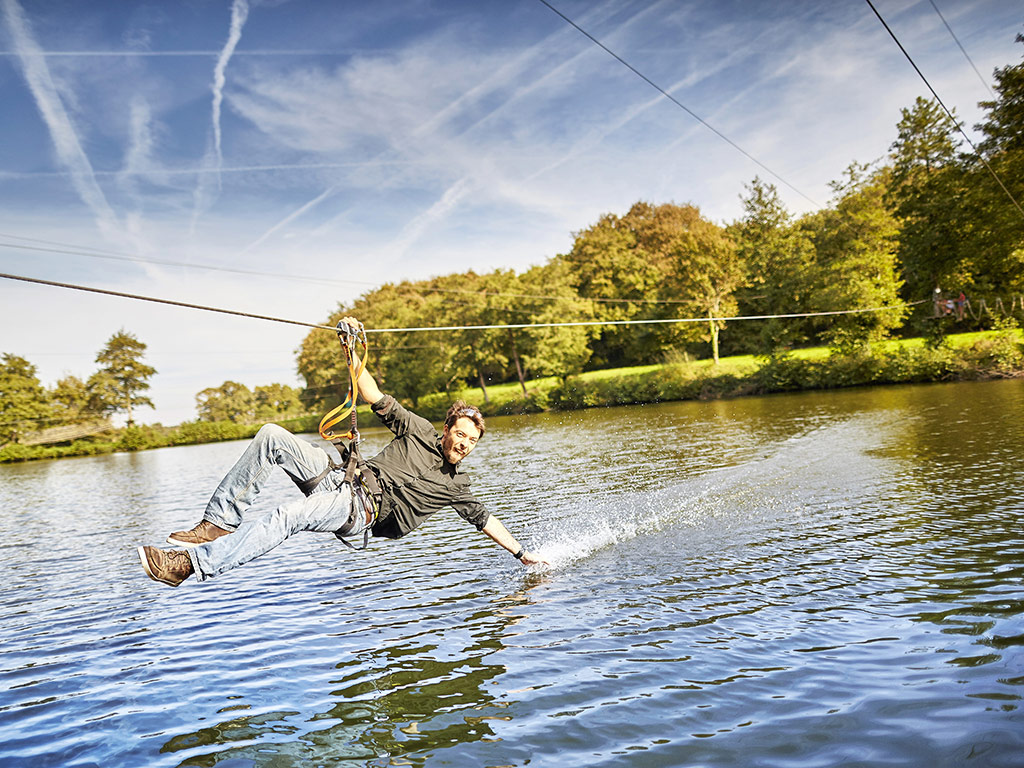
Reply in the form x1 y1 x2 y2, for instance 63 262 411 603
482 515 549 566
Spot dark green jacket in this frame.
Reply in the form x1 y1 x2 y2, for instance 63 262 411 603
367 395 490 539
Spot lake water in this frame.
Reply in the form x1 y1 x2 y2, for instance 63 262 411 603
1 380 1022 767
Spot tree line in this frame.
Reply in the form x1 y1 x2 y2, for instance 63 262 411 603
1 332 308 443
1 330 155 444
297 39 1024 409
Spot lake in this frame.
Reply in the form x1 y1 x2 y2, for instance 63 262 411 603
1 379 1022 767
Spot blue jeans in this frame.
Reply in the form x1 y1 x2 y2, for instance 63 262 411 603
188 424 370 581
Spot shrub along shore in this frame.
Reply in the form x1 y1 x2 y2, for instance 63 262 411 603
2 328 1021 464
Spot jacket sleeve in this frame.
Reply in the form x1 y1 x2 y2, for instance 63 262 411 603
372 395 436 438
450 487 491 531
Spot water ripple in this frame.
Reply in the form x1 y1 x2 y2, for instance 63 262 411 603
1 380 1023 766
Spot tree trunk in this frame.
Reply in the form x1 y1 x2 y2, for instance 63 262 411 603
709 310 720 365
478 369 490 404
125 386 134 427
507 329 527 396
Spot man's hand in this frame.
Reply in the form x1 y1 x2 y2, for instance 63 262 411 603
339 315 363 337
517 550 550 567
482 516 549 566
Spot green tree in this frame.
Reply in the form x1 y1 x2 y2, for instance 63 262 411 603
660 206 744 363
254 383 305 421
196 381 256 423
730 178 821 354
963 34 1024 296
50 375 92 424
800 164 907 349
886 97 966 309
298 281 454 410
562 201 739 366
91 330 156 426
561 204 662 367
514 258 594 384
0 353 50 443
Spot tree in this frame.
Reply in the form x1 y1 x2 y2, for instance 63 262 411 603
562 201 741 366
962 34 1024 296
254 383 305 421
561 205 663 367
729 178 817 354
660 206 744 363
515 259 595 384
50 375 92 424
800 164 906 349
0 353 50 443
196 381 256 423
886 97 966 308
91 330 156 426
298 281 456 410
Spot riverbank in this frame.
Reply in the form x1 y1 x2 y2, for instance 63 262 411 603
415 327 1024 419
2 328 1021 464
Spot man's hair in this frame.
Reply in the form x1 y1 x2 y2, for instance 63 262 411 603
444 400 486 437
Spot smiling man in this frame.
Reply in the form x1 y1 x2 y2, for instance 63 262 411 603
138 317 547 587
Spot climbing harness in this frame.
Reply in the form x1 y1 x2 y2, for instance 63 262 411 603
293 320 382 550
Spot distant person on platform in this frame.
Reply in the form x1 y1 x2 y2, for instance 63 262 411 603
138 316 548 587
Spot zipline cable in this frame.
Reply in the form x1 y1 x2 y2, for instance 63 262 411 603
0 271 924 333
534 0 821 208
864 0 1024 221
1 271 338 333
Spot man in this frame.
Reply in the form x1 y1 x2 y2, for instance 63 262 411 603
138 316 547 587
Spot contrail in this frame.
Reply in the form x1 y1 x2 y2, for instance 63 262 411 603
212 0 250 168
1 0 120 238
191 0 250 231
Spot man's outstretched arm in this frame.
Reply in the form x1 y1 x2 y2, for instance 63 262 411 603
482 515 549 566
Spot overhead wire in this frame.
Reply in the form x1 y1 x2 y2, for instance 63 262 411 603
864 0 1024 221
533 0 821 209
0 271 924 334
926 0 995 98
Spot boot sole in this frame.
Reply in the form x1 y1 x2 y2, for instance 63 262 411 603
138 546 185 587
165 534 203 548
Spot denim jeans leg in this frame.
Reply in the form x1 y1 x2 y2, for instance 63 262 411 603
202 423 331 530
190 482 354 581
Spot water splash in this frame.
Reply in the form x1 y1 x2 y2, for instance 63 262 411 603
529 412 899 570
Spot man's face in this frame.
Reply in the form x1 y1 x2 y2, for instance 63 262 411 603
441 416 481 465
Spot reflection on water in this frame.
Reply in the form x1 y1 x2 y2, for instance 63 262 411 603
1 379 1022 767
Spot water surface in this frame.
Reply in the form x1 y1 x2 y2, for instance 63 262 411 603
1 380 1022 767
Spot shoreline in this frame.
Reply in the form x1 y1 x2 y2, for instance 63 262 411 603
3 329 1021 464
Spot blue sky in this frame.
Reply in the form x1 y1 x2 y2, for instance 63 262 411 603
1 0 1021 426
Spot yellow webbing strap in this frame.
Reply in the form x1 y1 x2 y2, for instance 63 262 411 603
318 323 368 442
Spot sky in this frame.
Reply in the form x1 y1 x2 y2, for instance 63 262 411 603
1 0 1021 426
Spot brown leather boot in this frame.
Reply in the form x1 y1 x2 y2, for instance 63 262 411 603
166 519 231 548
138 546 194 587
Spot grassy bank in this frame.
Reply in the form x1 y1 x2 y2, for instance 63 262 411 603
0 414 319 464
415 327 1024 419
3 329 1021 464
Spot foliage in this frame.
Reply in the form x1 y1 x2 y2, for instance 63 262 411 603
799 163 907 350
963 35 1024 297
50 375 93 424
0 353 51 443
196 380 256 423
728 178 817 354
90 330 157 426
